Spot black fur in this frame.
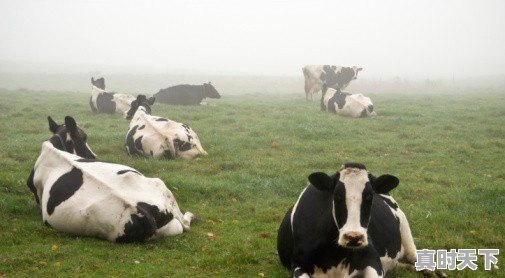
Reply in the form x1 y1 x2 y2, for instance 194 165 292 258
117 169 141 175
125 125 141 156
154 83 221 106
46 167 84 215
115 204 156 243
96 92 116 114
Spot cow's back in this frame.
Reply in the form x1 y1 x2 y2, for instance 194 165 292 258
155 85 203 105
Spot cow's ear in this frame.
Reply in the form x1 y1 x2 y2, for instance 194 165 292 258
148 96 155 105
91 77 94 83
64 116 78 135
308 172 335 191
372 174 399 194
48 116 59 133
357 67 363 72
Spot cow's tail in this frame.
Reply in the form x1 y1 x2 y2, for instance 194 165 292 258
116 205 157 243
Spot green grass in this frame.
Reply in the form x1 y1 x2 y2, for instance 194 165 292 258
0 89 504 277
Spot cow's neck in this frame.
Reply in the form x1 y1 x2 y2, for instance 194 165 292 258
36 141 80 171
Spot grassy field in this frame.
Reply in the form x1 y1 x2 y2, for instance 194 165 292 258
0 89 504 277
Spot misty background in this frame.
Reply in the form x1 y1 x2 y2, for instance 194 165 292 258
1 0 504 95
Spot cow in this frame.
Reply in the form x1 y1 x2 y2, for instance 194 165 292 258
321 84 376 118
27 116 194 242
277 163 442 278
302 65 363 101
125 95 207 159
153 82 221 105
90 77 137 118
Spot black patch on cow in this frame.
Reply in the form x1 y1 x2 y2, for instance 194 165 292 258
380 196 398 210
46 167 83 215
117 169 141 175
49 135 65 150
163 149 174 159
174 138 191 152
277 206 294 269
125 125 142 156
156 118 168 122
367 105 374 113
343 163 366 170
96 92 116 114
347 247 384 276
115 204 156 243
360 184 374 228
137 202 174 229
368 196 402 258
44 220 51 227
134 136 143 151
27 168 40 204
75 158 96 162
360 109 368 118
138 125 145 130
65 140 74 154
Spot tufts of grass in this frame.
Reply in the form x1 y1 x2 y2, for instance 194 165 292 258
0 89 504 277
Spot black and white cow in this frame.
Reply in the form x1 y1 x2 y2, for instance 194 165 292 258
90 77 136 118
277 163 429 278
302 65 363 101
27 116 194 242
321 84 376 118
125 95 207 159
153 82 221 105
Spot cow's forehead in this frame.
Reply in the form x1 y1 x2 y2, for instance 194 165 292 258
339 168 369 187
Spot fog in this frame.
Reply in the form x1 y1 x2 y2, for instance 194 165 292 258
1 0 504 93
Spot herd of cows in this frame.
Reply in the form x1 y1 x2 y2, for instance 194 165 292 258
24 66 444 277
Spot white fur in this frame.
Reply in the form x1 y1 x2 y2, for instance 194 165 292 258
127 107 207 159
337 168 369 246
32 141 193 241
113 93 136 118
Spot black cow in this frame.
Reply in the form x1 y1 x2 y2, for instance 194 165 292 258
154 82 221 105
277 163 441 277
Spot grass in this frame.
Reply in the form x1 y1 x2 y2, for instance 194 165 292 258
0 89 504 277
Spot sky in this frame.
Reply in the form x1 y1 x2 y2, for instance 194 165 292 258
0 0 504 79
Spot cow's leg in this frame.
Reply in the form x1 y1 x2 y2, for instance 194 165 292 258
362 266 383 278
292 266 310 278
157 219 185 236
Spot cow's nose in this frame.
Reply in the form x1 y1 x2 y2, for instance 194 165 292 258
343 232 365 247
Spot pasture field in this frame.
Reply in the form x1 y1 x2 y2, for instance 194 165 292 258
0 89 504 277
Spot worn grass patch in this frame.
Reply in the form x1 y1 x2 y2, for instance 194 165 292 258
0 89 504 277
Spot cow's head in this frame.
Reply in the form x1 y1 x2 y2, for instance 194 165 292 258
126 94 156 120
47 116 96 159
308 163 399 249
203 82 221 99
352 67 363 80
91 77 105 90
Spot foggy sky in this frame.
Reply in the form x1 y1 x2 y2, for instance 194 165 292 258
1 0 504 79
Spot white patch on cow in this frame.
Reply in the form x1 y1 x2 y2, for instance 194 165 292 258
337 168 369 247
290 184 309 232
313 263 358 278
113 93 136 118
32 142 193 241
363 266 383 278
127 108 206 159
90 85 104 110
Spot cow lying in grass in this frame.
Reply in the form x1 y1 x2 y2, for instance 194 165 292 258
321 84 376 118
90 77 137 119
125 95 207 159
277 163 443 277
154 82 221 105
27 116 194 242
